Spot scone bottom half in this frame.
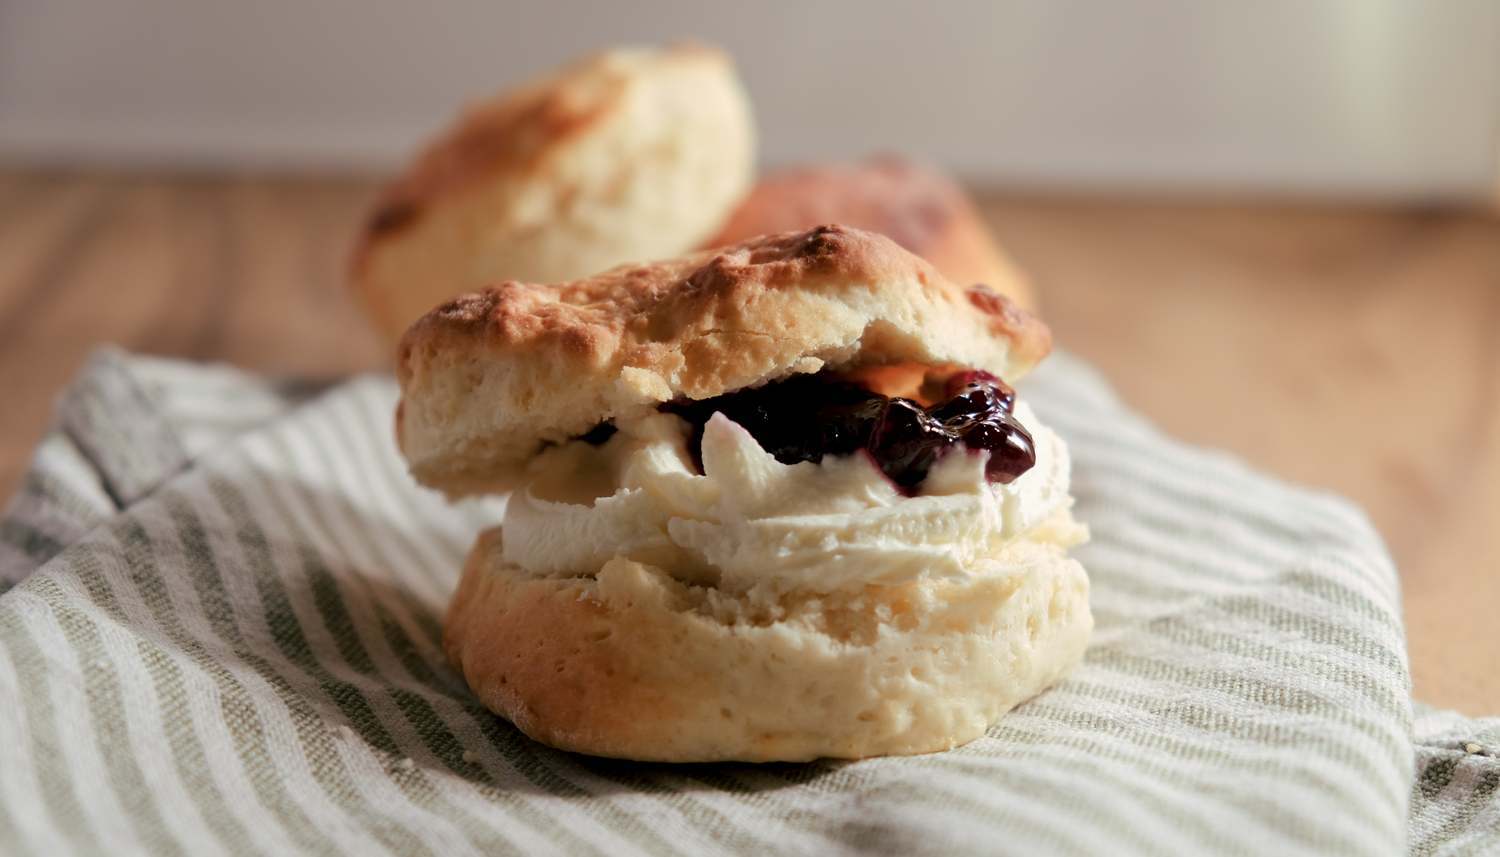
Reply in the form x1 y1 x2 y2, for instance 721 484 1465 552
399 225 1091 762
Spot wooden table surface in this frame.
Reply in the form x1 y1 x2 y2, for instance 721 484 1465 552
1 169 1496 715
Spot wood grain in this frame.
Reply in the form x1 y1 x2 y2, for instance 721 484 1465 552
0 170 1495 714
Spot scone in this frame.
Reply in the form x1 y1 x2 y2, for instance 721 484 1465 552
352 44 755 342
704 156 1037 309
398 225 1090 762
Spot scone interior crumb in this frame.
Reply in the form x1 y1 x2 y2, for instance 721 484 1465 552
507 506 1081 632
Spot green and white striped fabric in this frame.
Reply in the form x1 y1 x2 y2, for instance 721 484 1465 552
0 348 1494 856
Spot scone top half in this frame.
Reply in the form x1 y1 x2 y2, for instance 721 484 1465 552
397 224 1050 495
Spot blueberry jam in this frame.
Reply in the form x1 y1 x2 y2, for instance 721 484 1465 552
659 369 1035 491
577 421 618 445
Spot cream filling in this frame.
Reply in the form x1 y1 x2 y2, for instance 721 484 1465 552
500 400 1081 593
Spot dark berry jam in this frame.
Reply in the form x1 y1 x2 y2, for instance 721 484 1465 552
660 369 1035 491
577 421 618 445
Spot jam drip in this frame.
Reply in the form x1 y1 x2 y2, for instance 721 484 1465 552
660 369 1035 491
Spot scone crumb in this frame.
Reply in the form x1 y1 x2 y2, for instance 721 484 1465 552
1464 742 1483 755
462 750 479 764
393 757 416 772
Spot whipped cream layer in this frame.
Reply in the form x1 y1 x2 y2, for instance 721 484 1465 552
501 401 1078 592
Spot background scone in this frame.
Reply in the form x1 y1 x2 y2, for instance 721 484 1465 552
705 157 1037 310
352 44 754 342
400 225 1090 762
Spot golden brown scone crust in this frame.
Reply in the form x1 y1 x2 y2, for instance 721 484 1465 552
444 524 1092 763
396 225 1051 495
705 157 1038 310
351 44 754 342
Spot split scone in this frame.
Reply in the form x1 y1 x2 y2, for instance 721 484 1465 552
705 156 1038 310
397 225 1091 762
352 44 754 342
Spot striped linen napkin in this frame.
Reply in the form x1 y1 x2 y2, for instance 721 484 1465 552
0 348 1494 857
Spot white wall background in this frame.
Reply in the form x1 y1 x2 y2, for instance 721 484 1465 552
1 0 1497 198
